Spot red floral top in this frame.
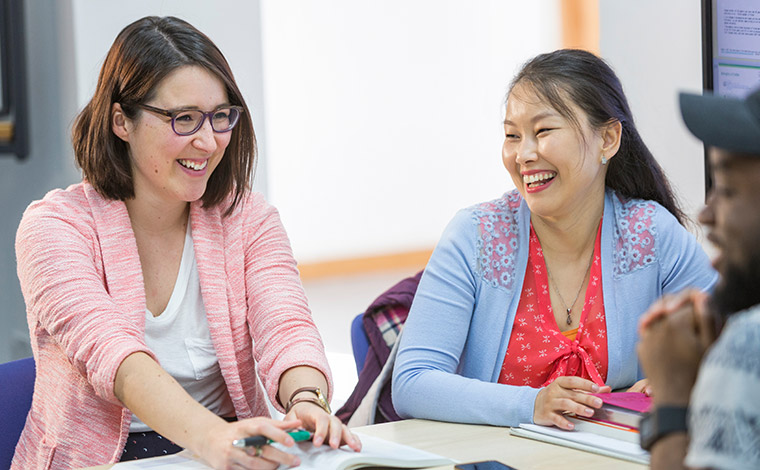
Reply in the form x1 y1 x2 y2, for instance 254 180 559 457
498 222 608 388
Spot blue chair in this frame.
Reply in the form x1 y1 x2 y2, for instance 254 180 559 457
350 313 370 375
0 357 35 469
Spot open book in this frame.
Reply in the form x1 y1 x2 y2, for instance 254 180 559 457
271 432 454 469
112 432 454 470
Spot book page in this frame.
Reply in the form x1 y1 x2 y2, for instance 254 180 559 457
272 432 454 470
110 433 453 469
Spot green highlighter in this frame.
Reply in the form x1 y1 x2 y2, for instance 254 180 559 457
232 429 313 448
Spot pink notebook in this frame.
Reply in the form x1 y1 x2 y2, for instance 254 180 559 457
592 392 652 413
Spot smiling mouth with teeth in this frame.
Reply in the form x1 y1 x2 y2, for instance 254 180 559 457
523 171 556 188
178 159 208 171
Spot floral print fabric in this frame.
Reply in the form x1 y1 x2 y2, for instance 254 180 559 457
498 221 608 388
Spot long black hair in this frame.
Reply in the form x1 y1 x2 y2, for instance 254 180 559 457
508 49 686 225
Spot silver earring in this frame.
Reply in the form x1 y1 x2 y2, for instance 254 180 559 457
601 156 608 165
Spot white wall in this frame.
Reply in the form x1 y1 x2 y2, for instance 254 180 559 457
599 1 706 219
260 0 561 263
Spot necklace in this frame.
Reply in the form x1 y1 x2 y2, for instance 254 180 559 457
545 251 595 326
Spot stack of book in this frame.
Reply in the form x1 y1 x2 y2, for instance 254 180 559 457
510 392 653 464
566 392 652 444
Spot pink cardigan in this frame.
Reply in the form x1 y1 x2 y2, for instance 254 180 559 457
12 182 332 469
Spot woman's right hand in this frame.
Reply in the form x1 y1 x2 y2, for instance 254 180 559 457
198 416 303 470
533 376 611 430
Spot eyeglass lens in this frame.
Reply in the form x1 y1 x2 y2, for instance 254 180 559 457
172 108 240 135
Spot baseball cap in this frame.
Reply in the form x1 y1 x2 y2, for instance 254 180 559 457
680 87 760 154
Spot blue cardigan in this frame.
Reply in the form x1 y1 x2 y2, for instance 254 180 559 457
392 190 717 426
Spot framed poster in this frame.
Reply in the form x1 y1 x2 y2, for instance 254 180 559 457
0 0 27 159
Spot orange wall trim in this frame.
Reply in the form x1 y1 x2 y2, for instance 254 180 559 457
298 248 433 280
561 0 600 54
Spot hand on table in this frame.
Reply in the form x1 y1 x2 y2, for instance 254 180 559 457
637 289 716 406
285 401 362 452
533 376 611 430
198 416 303 470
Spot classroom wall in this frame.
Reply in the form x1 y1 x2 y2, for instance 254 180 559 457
0 1 708 362
0 1 80 362
260 0 561 264
599 0 706 218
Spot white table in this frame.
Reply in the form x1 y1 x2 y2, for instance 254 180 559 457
83 418 646 469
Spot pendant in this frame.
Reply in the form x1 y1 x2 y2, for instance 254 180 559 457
566 308 572 325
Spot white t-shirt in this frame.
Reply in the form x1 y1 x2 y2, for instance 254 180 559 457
130 225 235 432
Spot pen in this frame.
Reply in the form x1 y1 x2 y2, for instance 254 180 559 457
232 429 313 448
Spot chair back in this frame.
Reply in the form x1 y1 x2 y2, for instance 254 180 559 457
350 313 370 375
0 356 35 469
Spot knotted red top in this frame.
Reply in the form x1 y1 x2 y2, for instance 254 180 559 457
498 222 608 388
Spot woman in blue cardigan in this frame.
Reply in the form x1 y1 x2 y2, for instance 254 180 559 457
392 49 717 430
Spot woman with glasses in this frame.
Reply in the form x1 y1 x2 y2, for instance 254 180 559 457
392 49 718 430
12 16 359 470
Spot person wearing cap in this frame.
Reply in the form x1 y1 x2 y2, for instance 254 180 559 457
637 88 760 470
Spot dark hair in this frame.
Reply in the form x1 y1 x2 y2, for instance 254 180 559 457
72 16 255 216
508 49 686 225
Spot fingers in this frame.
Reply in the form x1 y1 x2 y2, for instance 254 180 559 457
626 378 648 394
626 379 652 396
553 375 604 394
253 444 300 468
534 378 608 430
289 404 361 452
550 377 607 409
309 410 331 447
245 417 301 439
638 290 701 333
232 444 298 469
326 415 343 449
342 428 362 452
311 412 341 448
312 413 360 451
545 396 597 430
692 292 717 349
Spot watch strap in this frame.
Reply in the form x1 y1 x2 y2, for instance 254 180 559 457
285 386 331 414
640 406 688 450
286 396 330 414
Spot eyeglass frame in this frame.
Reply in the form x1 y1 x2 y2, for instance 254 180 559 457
133 103 244 136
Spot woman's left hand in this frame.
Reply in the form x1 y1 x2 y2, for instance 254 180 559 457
285 402 362 452
626 378 652 396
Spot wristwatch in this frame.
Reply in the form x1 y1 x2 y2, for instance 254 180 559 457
285 386 331 414
639 406 688 450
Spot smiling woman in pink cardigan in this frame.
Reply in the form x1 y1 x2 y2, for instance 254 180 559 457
12 16 359 470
